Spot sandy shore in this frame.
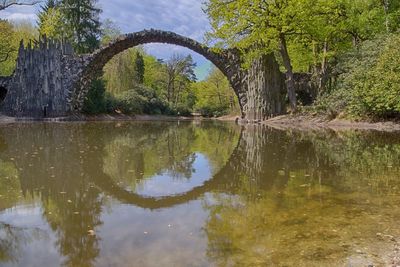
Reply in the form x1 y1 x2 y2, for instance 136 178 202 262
263 114 400 132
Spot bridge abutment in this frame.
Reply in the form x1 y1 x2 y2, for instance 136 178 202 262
239 55 286 122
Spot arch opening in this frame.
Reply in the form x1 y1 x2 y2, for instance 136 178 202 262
74 30 244 114
0 86 8 104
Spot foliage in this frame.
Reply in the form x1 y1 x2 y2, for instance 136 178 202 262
134 51 145 84
164 54 197 107
193 67 239 117
103 48 144 95
82 79 107 114
37 0 64 40
37 0 102 53
59 0 101 53
102 48 200 116
110 85 170 115
0 20 38 76
205 0 400 111
0 20 14 64
205 0 310 110
316 33 400 119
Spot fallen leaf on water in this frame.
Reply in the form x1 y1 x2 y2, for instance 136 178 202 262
88 230 95 236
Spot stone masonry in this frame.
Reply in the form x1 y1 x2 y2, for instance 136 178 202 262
0 29 286 121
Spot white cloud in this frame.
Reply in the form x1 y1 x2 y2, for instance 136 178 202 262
0 4 40 23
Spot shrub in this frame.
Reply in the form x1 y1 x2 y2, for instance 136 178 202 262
197 104 230 117
317 33 400 119
82 79 107 114
110 85 170 115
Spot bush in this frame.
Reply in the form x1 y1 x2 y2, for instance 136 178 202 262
197 104 230 117
82 79 107 114
110 85 171 115
317 33 400 119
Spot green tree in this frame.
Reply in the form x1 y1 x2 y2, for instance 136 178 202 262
165 54 196 107
0 20 14 64
193 67 239 117
316 33 400 119
0 20 37 76
134 51 145 84
205 0 300 111
37 0 64 40
82 79 106 114
103 48 142 95
59 0 101 53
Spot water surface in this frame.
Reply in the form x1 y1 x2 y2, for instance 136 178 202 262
0 121 399 266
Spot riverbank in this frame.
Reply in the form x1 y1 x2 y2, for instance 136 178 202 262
0 114 205 123
263 114 400 132
1 113 400 132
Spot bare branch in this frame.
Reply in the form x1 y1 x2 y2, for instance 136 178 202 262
0 0 41 11
0 49 14 63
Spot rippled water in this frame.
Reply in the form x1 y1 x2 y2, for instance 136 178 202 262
0 121 399 266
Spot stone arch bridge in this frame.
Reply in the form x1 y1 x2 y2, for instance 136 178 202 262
0 29 285 121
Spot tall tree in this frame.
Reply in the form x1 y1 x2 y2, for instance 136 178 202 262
134 51 145 84
37 0 64 39
205 0 299 111
193 67 239 116
0 20 37 76
165 54 196 106
59 0 101 54
0 20 14 63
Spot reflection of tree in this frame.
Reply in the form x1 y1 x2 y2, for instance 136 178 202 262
1 121 399 266
102 122 241 193
204 126 400 266
0 124 105 267
0 121 241 266
0 160 21 211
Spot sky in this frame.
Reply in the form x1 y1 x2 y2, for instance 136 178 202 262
0 0 214 80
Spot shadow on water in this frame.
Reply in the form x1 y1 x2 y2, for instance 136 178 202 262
0 122 399 266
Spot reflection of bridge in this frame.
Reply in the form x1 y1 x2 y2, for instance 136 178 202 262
0 30 285 121
0 122 306 210
0 121 341 212
0 122 244 209
0 122 346 266
90 136 243 210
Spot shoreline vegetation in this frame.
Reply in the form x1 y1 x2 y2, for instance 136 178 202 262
1 114 399 132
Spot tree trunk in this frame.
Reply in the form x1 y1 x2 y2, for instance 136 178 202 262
383 0 390 32
279 34 297 112
318 39 329 95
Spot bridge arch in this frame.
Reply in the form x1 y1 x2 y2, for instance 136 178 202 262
71 29 245 113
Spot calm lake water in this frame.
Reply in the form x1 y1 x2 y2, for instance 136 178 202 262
0 121 399 266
